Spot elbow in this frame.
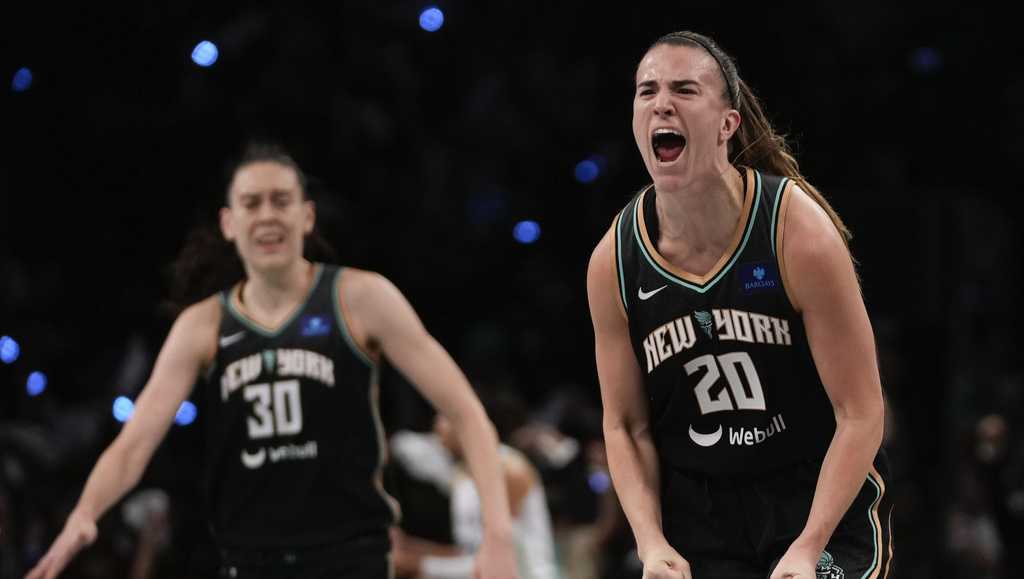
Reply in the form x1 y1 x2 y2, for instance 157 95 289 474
603 414 650 443
834 394 885 446
449 399 499 442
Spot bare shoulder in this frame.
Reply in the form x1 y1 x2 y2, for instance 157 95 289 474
587 226 616 281
782 184 849 261
175 294 221 335
167 294 221 368
337 267 402 311
781 184 858 312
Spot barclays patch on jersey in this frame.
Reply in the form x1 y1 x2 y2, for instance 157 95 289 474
738 261 781 295
300 314 332 337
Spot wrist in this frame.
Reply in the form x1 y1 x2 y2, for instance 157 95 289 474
791 531 828 555
636 534 672 562
69 506 97 525
483 523 514 544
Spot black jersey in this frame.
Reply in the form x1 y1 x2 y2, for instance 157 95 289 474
204 264 397 549
613 168 836 475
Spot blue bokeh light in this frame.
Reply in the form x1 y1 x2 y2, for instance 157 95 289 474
0 336 20 364
113 396 135 423
175 401 198 426
575 159 600 183
419 7 445 32
27 372 47 397
191 41 219 67
513 220 541 244
910 47 942 75
12 68 33 92
588 470 612 494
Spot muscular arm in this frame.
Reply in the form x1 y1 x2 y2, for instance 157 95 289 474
780 186 886 556
27 297 219 579
341 270 516 577
587 230 676 566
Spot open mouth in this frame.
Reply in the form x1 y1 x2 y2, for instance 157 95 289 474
652 128 686 163
255 232 285 249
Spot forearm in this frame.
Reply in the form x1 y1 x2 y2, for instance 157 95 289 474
451 408 514 540
797 411 884 552
72 440 148 523
604 423 666 559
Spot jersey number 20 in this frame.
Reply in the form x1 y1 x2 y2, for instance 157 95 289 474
244 380 303 438
684 352 766 415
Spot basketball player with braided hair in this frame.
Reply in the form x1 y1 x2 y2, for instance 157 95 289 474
588 32 894 579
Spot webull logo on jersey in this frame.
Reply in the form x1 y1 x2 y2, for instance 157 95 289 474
738 261 780 295
642 309 792 373
689 414 788 448
240 441 319 470
221 348 336 400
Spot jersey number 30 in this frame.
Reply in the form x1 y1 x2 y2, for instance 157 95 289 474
684 352 766 415
244 380 303 438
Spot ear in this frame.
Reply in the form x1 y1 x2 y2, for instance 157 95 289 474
303 200 315 235
720 109 741 144
219 206 235 241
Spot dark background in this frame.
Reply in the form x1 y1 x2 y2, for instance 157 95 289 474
2 2 1023 578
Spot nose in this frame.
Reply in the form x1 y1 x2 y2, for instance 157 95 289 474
653 90 674 118
255 199 277 222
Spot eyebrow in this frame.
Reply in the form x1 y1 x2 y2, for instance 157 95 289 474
239 188 294 200
636 79 700 91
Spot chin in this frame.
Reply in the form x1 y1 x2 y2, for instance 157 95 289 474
249 252 298 272
651 171 689 192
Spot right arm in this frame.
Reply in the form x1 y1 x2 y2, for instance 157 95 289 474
586 229 689 579
26 297 219 579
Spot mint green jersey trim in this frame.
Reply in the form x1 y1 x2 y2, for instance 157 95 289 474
224 264 324 337
858 472 883 579
633 170 763 294
770 177 790 256
332 267 376 368
614 210 629 312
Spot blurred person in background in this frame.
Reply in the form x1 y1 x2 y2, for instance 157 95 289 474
587 31 892 579
24 142 518 579
391 410 559 579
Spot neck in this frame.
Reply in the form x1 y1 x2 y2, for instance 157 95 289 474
241 259 315 314
654 165 744 249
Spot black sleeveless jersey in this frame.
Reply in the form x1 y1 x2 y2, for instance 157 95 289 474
613 168 835 475
204 263 397 548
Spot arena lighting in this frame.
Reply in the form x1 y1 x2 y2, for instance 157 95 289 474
513 220 541 244
0 336 20 364
419 7 444 32
11 67 33 92
26 372 47 396
910 47 942 75
575 159 600 183
175 401 198 426
191 41 219 67
113 396 135 423
588 470 611 494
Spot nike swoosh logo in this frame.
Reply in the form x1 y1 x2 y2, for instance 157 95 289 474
638 285 668 300
219 331 246 348
240 448 267 469
688 424 723 447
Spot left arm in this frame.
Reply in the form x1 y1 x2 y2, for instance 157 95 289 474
341 269 517 579
771 186 885 578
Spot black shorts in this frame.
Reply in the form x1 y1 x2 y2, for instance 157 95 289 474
217 536 392 579
661 452 894 579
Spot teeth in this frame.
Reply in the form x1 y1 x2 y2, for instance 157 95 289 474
653 128 682 136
